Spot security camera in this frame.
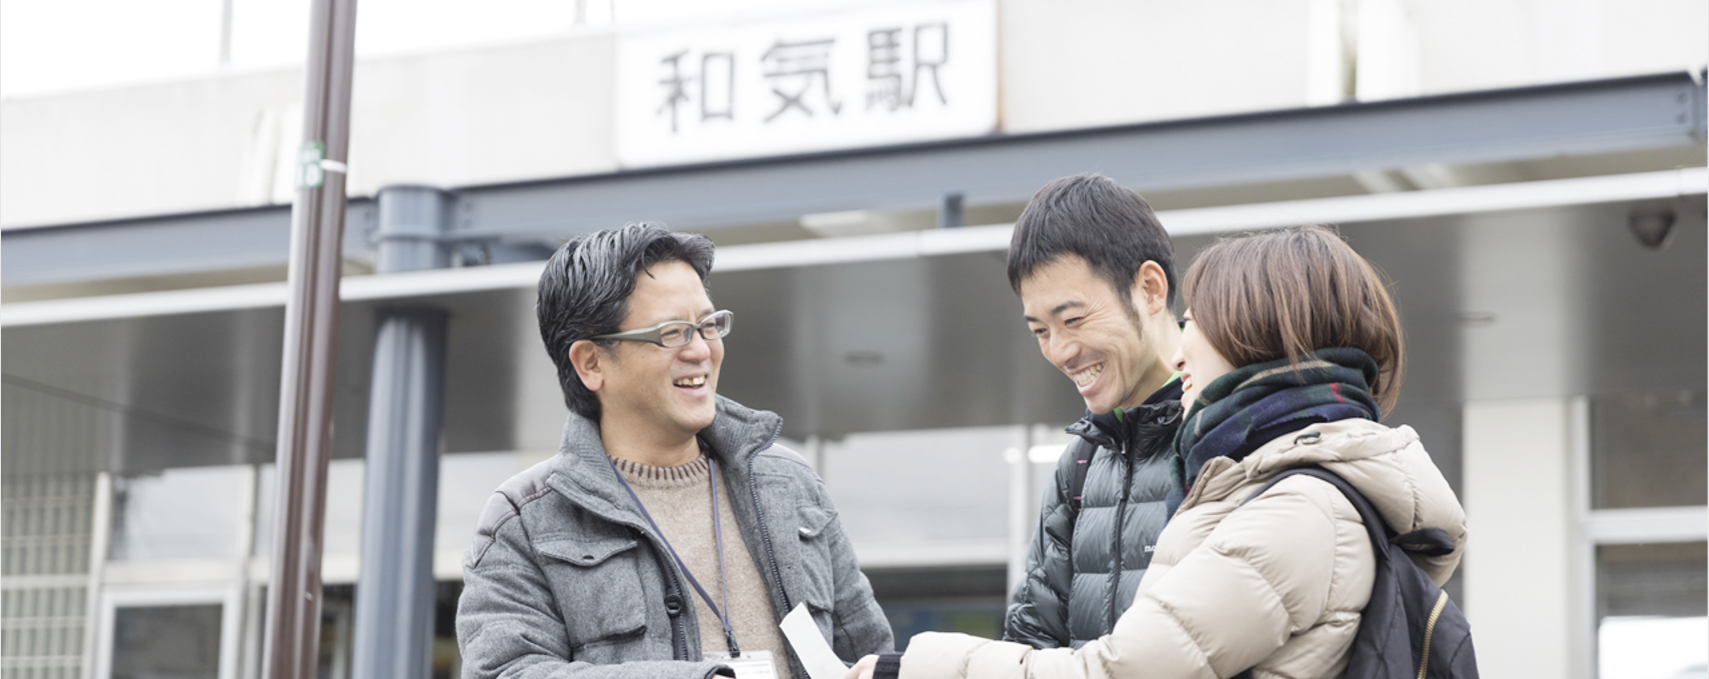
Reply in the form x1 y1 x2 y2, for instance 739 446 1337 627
1628 209 1676 250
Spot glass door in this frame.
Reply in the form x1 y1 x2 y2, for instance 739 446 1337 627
96 587 239 679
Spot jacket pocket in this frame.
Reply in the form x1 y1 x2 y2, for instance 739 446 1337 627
537 535 649 649
794 505 838 621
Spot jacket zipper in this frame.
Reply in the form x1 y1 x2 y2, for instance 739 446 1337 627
1416 590 1449 679
580 468 697 660
587 417 788 666
662 551 693 660
1107 437 1136 631
748 420 791 610
591 511 694 660
747 420 799 676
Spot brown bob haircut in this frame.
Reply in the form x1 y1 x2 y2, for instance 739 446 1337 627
1181 224 1406 413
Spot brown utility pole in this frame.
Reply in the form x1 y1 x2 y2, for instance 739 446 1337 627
262 0 358 676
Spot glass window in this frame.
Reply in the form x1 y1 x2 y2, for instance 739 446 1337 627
433 581 464 679
866 566 1005 652
882 600 1005 652
110 466 245 561
111 604 222 679
319 584 355 679
245 585 358 679
1596 541 1707 679
1591 390 1707 510
245 582 461 678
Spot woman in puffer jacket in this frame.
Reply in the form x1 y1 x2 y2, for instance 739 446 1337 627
849 225 1467 679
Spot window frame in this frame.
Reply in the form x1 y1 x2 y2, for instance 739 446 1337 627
1571 397 1709 679
95 583 243 679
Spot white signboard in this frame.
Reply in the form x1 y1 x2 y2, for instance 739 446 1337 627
615 0 997 168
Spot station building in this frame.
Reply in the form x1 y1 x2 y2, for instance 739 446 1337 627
2 1 1705 677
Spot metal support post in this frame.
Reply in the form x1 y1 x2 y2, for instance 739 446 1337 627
351 186 451 679
939 192 965 229
1006 425 1035 595
263 0 358 675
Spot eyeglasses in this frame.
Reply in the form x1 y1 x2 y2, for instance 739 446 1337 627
592 310 734 348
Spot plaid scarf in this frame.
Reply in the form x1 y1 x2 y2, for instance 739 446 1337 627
1170 348 1381 496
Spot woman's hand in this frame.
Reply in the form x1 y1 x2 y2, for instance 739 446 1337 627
843 655 880 679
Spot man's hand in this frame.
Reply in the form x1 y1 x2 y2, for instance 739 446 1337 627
843 655 879 679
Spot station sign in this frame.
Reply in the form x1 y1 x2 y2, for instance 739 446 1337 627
615 0 997 168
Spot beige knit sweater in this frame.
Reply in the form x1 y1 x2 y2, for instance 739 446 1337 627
614 454 793 679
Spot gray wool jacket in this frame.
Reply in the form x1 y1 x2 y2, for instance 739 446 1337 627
1002 380 1183 649
456 396 894 679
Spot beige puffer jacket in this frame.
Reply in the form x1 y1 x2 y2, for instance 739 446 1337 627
899 418 1466 679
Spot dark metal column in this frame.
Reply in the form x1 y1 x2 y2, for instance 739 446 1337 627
939 192 965 228
352 186 451 679
263 0 357 675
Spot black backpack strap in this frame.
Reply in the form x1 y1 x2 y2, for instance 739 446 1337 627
1240 466 1391 545
1238 466 1472 679
1066 437 1097 514
1230 466 1384 679
1242 465 1459 557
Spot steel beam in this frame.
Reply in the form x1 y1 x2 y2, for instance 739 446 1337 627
4 71 1703 288
0 201 375 288
449 70 1706 235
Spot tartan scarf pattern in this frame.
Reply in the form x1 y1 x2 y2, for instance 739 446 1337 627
1171 348 1381 493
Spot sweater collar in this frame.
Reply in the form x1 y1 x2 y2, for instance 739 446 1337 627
547 396 783 514
611 451 711 489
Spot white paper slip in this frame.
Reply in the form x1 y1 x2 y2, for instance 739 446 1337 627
779 602 848 679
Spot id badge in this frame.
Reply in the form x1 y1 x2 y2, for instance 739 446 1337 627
706 649 780 679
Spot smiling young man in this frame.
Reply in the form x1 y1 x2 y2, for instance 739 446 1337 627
457 223 892 679
1000 173 1185 651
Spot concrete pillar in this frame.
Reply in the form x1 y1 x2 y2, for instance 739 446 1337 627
1462 397 1586 679
352 186 451 679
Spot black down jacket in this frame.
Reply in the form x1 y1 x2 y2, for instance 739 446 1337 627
1002 380 1184 649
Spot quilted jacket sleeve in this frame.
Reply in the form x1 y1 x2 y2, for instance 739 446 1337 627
899 476 1361 679
456 496 728 679
1001 449 1078 648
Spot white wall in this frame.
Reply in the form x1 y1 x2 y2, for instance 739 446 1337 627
3 0 1705 228
0 68 303 227
0 34 617 228
997 0 1321 133
343 35 616 197
1463 398 1582 679
1409 0 1708 95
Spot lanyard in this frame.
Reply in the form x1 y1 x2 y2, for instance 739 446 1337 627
609 454 741 657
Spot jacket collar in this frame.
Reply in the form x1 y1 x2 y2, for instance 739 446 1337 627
544 395 784 517
1180 418 1416 510
1065 377 1184 451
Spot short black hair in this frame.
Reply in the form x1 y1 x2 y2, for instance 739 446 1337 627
537 223 715 420
1006 173 1177 309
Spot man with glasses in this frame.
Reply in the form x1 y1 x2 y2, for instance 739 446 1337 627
458 223 892 679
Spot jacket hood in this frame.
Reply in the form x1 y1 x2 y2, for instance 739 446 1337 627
1188 418 1467 583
